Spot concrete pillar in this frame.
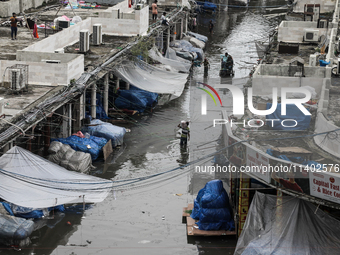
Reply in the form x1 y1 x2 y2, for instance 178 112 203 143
68 103 72 136
166 27 171 49
3 142 13 153
91 84 97 119
19 0 23 13
126 82 130 90
180 18 183 39
44 117 51 155
62 104 72 137
184 13 187 34
116 77 120 90
104 73 109 115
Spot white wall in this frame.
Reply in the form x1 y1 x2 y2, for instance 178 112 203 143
16 51 79 63
99 0 134 18
23 18 93 53
157 0 189 6
0 54 84 86
293 0 336 13
92 6 149 36
252 64 326 96
252 76 324 96
0 0 49 17
278 21 328 43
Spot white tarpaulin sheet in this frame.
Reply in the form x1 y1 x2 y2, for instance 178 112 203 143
113 59 188 98
0 146 113 208
149 47 191 73
234 192 340 255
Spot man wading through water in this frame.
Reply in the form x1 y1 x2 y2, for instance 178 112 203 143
178 121 190 147
203 58 210 77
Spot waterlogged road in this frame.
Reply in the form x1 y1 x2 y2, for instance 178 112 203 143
1 1 283 254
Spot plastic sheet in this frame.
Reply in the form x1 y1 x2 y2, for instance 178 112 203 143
48 141 94 173
51 135 107 160
0 214 34 242
72 16 82 24
149 47 191 73
190 180 235 231
170 40 204 60
0 202 64 219
235 192 340 255
186 31 208 43
113 59 187 99
175 51 194 61
0 146 113 209
82 119 127 147
189 37 205 49
266 103 311 130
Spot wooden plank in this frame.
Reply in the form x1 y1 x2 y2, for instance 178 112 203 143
187 226 194 236
272 147 312 154
186 217 196 227
102 139 113 161
182 207 188 223
192 227 236 236
184 203 236 237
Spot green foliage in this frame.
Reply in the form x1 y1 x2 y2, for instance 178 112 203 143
130 36 155 62
70 79 76 85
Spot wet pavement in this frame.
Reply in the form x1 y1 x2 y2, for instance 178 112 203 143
0 1 284 254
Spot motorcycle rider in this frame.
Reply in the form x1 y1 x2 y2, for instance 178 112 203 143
221 52 233 70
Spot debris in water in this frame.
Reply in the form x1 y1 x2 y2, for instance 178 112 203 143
138 240 151 244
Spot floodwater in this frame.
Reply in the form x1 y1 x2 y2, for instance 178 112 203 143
1 1 284 254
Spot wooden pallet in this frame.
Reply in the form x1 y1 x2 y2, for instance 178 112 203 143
183 203 236 237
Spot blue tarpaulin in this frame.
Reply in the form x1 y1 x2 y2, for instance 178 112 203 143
190 180 235 231
82 119 126 147
115 85 158 113
266 103 311 130
51 135 107 160
196 1 217 11
1 202 65 219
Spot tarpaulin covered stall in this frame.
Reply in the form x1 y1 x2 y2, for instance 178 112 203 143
190 180 235 231
234 192 340 255
114 85 158 113
0 146 113 209
82 119 127 147
149 47 191 73
113 59 187 99
51 135 107 160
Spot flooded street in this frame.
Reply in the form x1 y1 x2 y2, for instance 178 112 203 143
1 1 284 254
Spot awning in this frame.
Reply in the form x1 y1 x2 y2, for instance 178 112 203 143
113 60 188 98
235 192 340 254
0 146 113 208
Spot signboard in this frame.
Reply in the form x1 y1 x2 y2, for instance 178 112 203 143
309 172 340 204
246 147 271 182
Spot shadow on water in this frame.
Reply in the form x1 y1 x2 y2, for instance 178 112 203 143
0 207 87 255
